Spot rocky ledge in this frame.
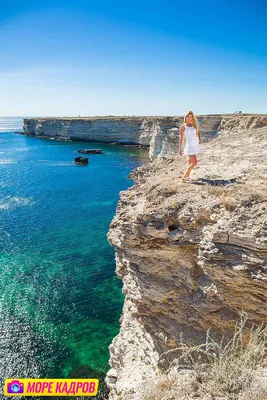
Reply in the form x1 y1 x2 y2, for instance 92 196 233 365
105 120 267 399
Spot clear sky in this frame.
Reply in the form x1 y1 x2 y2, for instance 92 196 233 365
1 0 267 117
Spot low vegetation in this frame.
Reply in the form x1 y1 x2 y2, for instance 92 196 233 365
142 312 267 399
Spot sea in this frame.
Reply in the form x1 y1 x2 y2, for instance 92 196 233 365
0 117 148 399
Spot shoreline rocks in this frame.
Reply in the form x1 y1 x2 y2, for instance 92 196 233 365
77 149 103 154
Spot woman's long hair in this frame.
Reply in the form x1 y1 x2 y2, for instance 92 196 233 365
184 110 199 133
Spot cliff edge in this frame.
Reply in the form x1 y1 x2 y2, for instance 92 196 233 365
105 121 267 399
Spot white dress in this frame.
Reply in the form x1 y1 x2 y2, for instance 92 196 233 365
183 124 203 155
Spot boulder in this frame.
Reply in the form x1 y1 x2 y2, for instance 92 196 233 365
74 156 89 164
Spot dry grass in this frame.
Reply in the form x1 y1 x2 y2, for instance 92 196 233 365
207 183 266 204
201 182 267 215
142 312 267 400
220 193 238 211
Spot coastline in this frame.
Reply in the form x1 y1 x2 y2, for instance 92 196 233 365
22 114 267 162
14 130 150 152
11 114 267 398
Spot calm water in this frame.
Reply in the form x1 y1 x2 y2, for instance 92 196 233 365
0 118 148 398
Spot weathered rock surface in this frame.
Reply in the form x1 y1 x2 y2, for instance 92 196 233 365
23 115 221 144
23 114 267 162
105 121 267 399
219 114 267 131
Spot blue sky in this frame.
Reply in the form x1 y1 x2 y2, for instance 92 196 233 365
0 0 266 116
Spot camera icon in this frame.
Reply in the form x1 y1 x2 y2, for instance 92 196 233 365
7 380 24 394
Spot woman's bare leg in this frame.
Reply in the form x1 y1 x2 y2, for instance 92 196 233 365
183 155 197 178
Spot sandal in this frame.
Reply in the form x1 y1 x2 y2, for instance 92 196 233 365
182 176 190 182
182 176 195 182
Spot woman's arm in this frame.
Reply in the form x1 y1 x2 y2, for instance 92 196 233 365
197 129 201 144
179 125 185 154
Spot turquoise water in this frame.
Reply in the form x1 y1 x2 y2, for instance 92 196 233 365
0 118 148 398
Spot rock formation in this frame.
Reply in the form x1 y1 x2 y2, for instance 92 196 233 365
23 114 267 163
105 117 267 399
74 156 89 164
77 149 103 154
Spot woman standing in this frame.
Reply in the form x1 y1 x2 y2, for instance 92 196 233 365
179 110 203 181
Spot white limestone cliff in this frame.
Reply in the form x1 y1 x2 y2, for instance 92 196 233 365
104 119 267 399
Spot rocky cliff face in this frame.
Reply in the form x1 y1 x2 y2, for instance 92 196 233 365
219 114 267 131
23 114 267 162
105 120 267 399
23 115 222 143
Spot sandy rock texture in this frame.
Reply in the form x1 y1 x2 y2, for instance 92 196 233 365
105 121 267 399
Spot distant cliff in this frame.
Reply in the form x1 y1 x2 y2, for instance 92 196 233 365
105 120 267 399
23 114 267 161
23 115 222 149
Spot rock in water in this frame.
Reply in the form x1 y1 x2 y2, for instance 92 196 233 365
77 149 103 154
74 156 89 164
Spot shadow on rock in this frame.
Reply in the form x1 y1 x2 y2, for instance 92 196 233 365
193 178 242 186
